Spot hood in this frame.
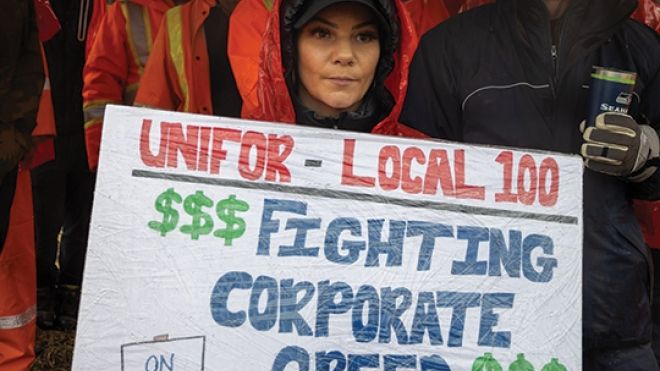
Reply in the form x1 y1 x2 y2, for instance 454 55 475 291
497 0 637 78
245 0 418 135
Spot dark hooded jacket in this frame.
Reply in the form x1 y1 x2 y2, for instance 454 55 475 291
400 0 660 350
244 0 418 135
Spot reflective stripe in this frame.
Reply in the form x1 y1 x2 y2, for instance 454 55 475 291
0 305 36 330
122 2 150 73
126 2 150 69
263 0 274 11
83 104 105 122
167 7 190 112
121 0 151 75
461 82 551 111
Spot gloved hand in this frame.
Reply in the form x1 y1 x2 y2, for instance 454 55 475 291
581 112 659 182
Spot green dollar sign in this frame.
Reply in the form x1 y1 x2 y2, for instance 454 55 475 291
214 195 250 246
472 353 503 371
509 354 534 371
180 191 214 240
541 358 567 371
148 188 182 237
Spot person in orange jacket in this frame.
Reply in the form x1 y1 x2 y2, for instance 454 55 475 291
83 0 185 171
243 0 417 136
134 0 271 118
0 0 44 368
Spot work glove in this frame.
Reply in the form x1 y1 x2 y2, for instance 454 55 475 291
581 112 659 182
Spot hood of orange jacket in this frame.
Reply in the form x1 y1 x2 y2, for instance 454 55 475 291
244 0 418 135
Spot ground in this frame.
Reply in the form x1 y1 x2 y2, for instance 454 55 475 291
31 328 75 371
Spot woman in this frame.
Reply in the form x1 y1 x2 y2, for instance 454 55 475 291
244 0 417 135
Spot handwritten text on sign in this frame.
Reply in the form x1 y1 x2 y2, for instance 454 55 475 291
73 106 582 371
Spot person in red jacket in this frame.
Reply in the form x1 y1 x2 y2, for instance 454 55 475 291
134 0 271 117
244 0 417 136
403 0 450 36
631 0 660 33
83 0 184 171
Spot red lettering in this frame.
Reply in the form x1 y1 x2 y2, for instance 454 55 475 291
266 134 293 183
401 147 425 194
495 151 517 203
139 119 167 168
423 149 455 197
539 158 559 207
197 127 212 172
454 150 485 200
341 139 375 187
166 123 199 170
238 131 267 180
210 127 241 175
517 155 537 205
378 145 401 191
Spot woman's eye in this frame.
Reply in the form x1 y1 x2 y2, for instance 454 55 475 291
356 31 378 43
311 27 331 39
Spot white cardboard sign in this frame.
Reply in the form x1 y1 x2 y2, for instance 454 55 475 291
73 105 583 371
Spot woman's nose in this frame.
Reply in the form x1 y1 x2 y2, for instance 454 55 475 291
332 39 356 66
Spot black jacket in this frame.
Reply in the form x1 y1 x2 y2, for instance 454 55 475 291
400 0 660 350
43 0 93 136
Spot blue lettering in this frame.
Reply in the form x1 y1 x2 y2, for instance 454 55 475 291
258 199 307 255
383 355 416 370
145 355 158 371
366 220 406 267
249 275 278 331
316 351 346 371
279 279 314 336
324 218 366 264
409 292 443 345
210 271 252 327
436 292 480 347
352 285 379 343
316 281 354 337
452 226 488 275
379 287 412 344
523 234 557 282
420 355 451 371
348 354 379 370
271 346 309 371
406 221 453 271
278 217 321 257
488 229 522 278
478 293 514 348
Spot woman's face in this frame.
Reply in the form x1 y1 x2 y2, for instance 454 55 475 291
296 2 381 118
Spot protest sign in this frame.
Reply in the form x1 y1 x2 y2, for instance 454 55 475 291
72 105 583 370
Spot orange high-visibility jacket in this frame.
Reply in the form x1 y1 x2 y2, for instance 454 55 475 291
134 0 271 115
403 0 449 36
0 168 36 371
83 0 175 170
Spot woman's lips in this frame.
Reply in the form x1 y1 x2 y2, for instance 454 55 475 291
326 76 358 86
